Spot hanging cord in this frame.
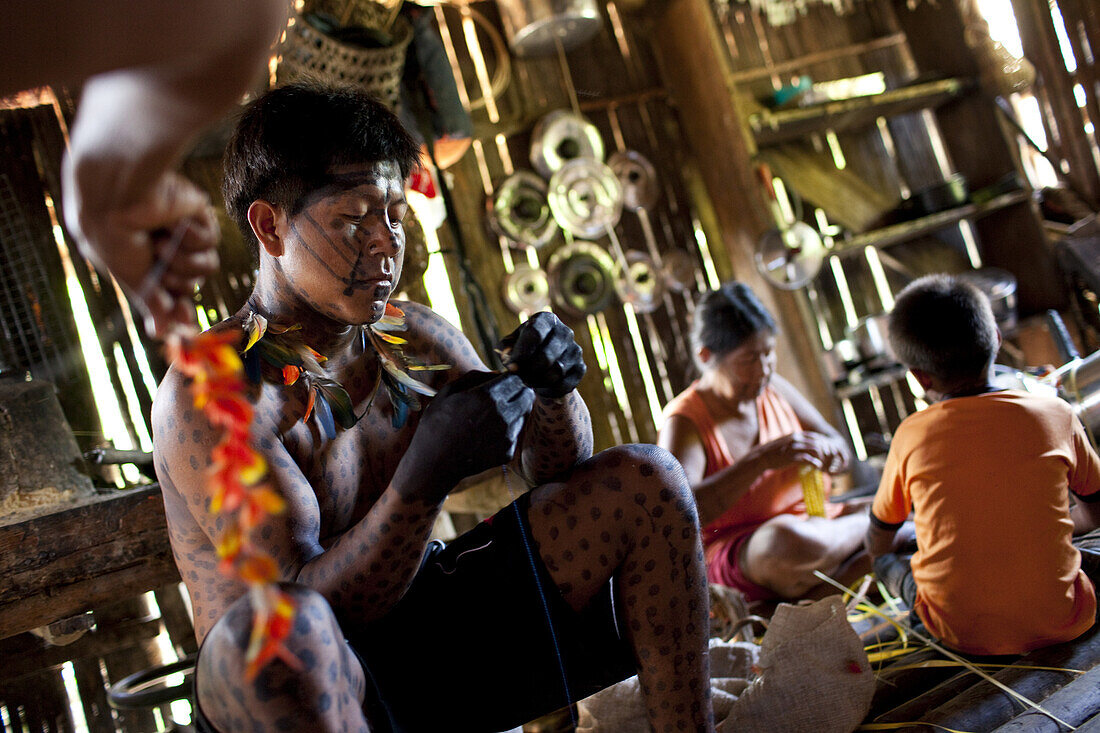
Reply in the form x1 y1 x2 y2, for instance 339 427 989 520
502 464 577 726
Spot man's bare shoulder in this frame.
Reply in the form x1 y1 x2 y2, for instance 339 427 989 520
390 299 485 373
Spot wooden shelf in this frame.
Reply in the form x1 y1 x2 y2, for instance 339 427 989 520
832 189 1032 255
748 77 972 147
834 365 909 400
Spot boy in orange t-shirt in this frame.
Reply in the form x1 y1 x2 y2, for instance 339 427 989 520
866 274 1100 655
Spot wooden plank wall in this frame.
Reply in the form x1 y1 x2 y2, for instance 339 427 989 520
414 1 736 449
1011 0 1100 211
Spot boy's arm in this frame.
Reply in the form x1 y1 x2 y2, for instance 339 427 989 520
865 514 902 558
1069 413 1100 534
865 439 911 557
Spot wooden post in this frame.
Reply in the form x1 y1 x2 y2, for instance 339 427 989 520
646 0 838 419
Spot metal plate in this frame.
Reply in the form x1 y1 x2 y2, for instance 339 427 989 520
547 158 623 239
502 263 551 314
608 150 659 211
547 241 616 317
615 250 665 313
530 109 605 179
754 221 826 290
487 171 559 249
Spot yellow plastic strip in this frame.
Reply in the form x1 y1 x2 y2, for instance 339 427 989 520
866 647 921 664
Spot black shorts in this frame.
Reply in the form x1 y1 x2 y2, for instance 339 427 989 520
354 492 637 732
196 493 637 733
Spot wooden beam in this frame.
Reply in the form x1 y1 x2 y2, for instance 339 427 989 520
990 665 1100 732
0 486 180 640
647 0 838 419
0 618 163 685
917 622 1100 732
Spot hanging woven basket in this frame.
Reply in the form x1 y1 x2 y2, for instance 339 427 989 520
276 1 412 111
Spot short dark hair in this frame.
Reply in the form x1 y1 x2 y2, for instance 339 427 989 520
691 282 777 364
222 80 421 257
888 274 999 383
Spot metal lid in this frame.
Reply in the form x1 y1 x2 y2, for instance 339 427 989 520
608 150 659 211
503 263 551 314
547 158 623 239
530 109 605 179
547 241 616 317
488 171 559 249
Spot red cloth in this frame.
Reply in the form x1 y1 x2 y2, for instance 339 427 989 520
662 382 839 599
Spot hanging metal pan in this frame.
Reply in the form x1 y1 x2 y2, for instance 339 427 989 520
754 221 826 291
547 241 616 318
530 109 605 179
494 0 603 58
487 171 559 249
661 249 698 292
608 150 659 211
547 158 623 239
614 250 665 314
502 263 551 314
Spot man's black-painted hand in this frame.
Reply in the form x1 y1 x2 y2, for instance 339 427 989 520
498 311 586 399
396 370 535 502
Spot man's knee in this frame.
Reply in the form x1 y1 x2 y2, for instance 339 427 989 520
745 518 830 595
198 583 341 693
593 443 693 500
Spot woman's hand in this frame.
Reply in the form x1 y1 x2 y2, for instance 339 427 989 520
749 431 850 474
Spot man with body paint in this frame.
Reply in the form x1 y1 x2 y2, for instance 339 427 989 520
151 81 715 732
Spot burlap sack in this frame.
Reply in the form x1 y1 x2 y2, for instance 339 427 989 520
575 639 757 732
720 595 874 733
576 595 871 732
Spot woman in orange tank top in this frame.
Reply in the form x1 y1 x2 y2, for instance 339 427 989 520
658 282 871 601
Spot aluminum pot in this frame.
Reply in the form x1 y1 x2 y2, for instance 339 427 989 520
494 0 603 57
958 267 1018 333
846 314 897 368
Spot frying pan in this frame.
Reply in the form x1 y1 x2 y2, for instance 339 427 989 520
530 109 605 179
754 221 827 290
753 163 825 290
547 241 616 318
487 171 559 249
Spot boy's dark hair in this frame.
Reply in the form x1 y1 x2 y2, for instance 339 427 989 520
222 80 421 257
691 281 777 365
888 274 999 383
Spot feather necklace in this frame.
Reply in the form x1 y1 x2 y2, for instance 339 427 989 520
240 302 449 438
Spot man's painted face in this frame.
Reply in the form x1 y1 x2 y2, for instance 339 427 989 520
282 161 407 325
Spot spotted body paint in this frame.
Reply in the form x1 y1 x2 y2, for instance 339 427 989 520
152 161 713 731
